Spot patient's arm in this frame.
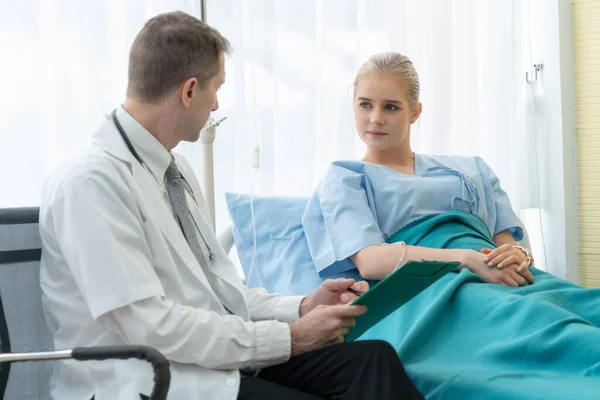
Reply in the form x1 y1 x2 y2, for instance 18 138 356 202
351 243 462 280
493 229 518 247
351 244 532 286
351 244 463 281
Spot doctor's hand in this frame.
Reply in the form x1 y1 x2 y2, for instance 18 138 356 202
299 278 369 317
290 304 367 356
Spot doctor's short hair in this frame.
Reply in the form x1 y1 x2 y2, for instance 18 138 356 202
127 11 231 103
354 52 421 106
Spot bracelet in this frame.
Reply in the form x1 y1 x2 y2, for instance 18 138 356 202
392 241 408 272
513 245 534 267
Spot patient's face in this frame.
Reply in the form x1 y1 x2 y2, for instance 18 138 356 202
353 74 416 152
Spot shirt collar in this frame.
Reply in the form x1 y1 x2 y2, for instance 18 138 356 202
115 105 171 185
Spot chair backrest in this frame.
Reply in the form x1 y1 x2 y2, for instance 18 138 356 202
0 207 54 400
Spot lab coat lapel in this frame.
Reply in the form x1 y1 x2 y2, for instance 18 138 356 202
174 157 249 319
91 116 217 295
185 196 249 319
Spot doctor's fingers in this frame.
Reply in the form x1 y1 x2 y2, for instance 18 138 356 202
325 315 356 332
322 278 356 291
314 321 349 344
333 328 351 344
351 280 369 293
326 304 367 318
338 317 356 329
340 292 357 304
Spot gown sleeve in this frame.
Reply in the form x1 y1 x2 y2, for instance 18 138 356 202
302 163 385 274
477 157 524 241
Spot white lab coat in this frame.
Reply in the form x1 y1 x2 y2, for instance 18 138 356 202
39 108 304 400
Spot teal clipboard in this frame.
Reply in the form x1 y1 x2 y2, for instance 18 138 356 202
345 260 460 342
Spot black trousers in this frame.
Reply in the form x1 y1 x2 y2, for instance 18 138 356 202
238 340 424 400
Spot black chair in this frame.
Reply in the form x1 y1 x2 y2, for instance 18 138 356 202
0 207 170 399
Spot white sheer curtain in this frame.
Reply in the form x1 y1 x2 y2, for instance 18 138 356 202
0 0 202 208
0 0 551 272
203 0 537 243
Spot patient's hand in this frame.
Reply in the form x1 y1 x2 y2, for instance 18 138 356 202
480 245 532 280
458 249 533 287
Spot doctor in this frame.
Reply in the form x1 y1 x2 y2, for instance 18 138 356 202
39 11 423 400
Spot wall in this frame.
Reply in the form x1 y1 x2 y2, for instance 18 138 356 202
573 0 600 288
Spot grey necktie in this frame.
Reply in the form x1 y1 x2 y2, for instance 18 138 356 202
165 157 208 266
165 157 235 315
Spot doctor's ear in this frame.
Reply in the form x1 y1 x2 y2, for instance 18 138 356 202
180 77 198 107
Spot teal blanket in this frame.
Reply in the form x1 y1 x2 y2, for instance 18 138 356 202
355 211 600 399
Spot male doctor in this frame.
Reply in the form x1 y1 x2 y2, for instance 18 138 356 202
39 11 424 400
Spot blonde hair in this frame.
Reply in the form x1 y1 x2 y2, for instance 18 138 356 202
354 52 420 106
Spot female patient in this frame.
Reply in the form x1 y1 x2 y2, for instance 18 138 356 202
302 52 600 400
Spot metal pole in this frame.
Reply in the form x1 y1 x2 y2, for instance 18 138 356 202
201 0 207 21
0 350 72 363
199 120 218 231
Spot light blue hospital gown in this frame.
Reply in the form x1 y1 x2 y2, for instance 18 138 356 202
301 154 600 400
302 153 523 274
